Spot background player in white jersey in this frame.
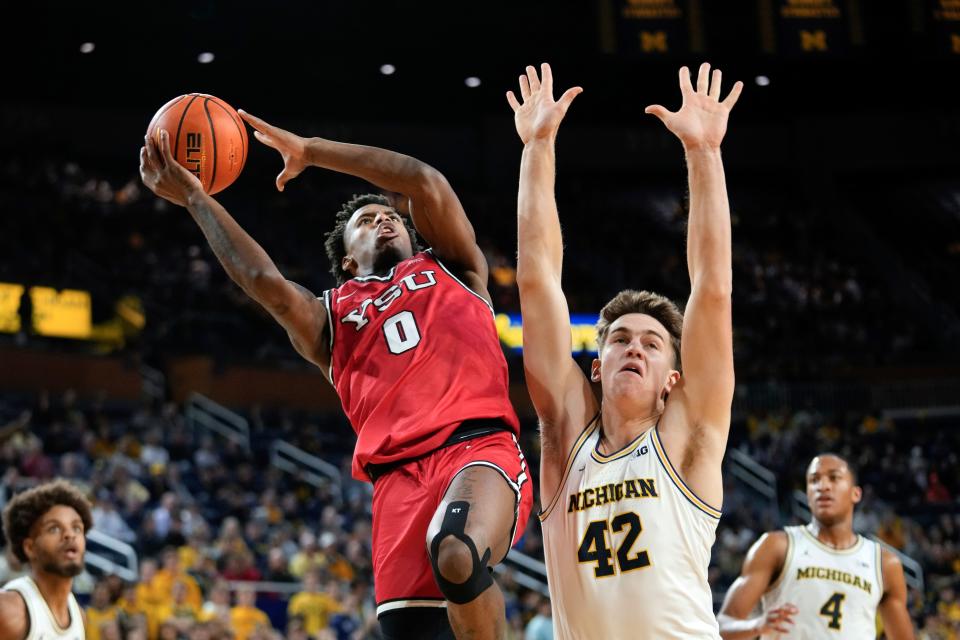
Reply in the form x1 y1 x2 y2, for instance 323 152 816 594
717 454 914 639
0 480 91 640
508 61 741 638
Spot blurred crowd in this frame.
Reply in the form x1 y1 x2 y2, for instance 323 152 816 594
3 390 959 638
0 390 551 639
1 154 952 378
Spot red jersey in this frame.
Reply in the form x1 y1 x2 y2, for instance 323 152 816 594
322 250 519 481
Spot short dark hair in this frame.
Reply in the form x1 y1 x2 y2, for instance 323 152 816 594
809 453 859 484
2 480 93 564
323 193 423 285
595 289 684 369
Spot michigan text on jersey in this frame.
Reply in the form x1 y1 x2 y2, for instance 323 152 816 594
567 478 659 512
796 566 874 594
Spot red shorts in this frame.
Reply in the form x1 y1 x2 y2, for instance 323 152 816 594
371 430 533 617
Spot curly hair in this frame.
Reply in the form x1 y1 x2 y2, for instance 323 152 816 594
596 289 684 370
323 193 423 285
2 479 93 564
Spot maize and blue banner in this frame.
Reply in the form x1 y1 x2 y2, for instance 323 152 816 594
496 313 601 355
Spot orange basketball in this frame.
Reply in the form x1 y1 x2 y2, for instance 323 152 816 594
146 93 248 195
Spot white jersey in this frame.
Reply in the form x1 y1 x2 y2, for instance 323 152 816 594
2 576 85 640
540 418 721 639
761 525 883 639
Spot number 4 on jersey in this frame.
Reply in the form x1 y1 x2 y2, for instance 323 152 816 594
820 592 845 630
577 512 651 578
578 521 615 577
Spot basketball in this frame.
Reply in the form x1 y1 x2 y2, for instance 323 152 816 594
145 93 248 195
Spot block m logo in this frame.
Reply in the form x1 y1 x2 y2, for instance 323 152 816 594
800 29 828 51
640 30 668 52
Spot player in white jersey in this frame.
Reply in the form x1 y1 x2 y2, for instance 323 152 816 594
508 61 741 638
717 454 914 639
0 480 90 640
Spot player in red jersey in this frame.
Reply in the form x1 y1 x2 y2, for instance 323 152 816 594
140 113 531 640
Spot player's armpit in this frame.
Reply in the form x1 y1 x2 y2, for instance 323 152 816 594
252 275 330 372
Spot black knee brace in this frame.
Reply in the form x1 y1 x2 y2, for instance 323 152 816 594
428 501 494 604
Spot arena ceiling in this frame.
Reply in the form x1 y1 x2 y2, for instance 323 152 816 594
5 0 957 125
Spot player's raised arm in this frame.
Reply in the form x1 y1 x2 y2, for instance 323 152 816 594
717 532 797 639
507 64 590 476
646 63 742 472
239 110 488 296
139 131 329 371
878 550 916 639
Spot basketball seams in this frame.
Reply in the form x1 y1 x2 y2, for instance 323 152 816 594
173 94 202 164
202 98 219 193
147 95 188 135
206 96 248 170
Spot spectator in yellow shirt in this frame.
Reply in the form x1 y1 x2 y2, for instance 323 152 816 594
115 582 148 637
169 580 200 624
318 532 355 583
134 559 166 639
154 547 203 610
199 579 232 625
287 571 342 636
288 531 327 579
85 582 119 640
215 516 251 559
230 586 272 640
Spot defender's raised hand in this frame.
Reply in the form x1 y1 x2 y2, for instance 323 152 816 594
238 110 308 192
506 63 582 145
645 62 743 151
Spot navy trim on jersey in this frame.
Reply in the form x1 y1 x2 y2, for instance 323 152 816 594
798 525 864 555
590 426 652 463
651 428 722 519
538 413 601 522
874 541 884 595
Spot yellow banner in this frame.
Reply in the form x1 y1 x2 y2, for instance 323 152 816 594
496 313 600 354
0 282 25 333
29 286 92 339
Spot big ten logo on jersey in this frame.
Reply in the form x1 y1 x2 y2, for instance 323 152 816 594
185 133 203 179
341 271 438 331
